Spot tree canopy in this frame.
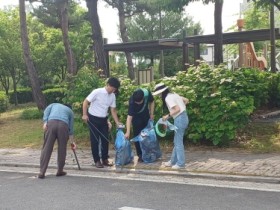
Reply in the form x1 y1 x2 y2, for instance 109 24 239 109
249 0 280 10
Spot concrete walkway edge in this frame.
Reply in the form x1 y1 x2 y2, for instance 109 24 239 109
1 148 280 184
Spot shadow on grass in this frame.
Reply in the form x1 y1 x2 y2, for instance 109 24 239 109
236 121 280 153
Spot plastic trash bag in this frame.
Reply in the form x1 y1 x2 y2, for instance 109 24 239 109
155 118 178 137
115 128 134 166
131 120 162 163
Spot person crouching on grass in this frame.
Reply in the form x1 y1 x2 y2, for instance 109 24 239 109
152 83 189 169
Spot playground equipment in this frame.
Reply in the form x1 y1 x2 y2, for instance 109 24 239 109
236 18 267 70
231 42 268 71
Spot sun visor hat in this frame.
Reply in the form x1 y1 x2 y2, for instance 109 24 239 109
153 83 168 96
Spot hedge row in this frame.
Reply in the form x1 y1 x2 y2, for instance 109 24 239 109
8 87 66 105
62 66 280 146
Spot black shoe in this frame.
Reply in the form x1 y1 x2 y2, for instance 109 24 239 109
102 159 113 167
95 161 104 168
56 171 67 176
138 157 143 163
38 173 45 179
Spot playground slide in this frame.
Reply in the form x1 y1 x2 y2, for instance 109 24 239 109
245 42 267 70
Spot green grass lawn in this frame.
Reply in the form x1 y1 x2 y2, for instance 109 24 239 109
0 106 43 148
1 104 280 153
235 122 280 153
0 104 94 149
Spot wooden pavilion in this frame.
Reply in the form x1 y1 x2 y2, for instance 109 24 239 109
103 28 280 75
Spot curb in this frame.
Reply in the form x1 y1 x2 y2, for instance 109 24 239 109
1 162 279 184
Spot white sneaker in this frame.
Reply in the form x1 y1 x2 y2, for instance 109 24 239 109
171 164 185 170
163 161 172 167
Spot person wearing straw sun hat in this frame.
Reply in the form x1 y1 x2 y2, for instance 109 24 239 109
153 83 189 169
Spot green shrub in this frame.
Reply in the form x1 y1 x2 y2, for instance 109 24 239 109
61 64 276 146
62 68 103 138
0 91 8 113
63 67 103 113
20 107 43 120
153 64 270 146
43 87 66 105
267 73 280 108
237 68 269 108
9 88 33 104
41 84 62 91
9 87 67 106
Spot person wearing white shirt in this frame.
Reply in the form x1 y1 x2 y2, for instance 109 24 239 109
153 83 189 170
82 77 121 168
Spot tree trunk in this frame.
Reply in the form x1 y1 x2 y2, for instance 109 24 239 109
19 0 46 110
214 0 223 65
86 0 109 77
12 73 18 106
0 75 10 95
118 0 134 80
58 0 77 75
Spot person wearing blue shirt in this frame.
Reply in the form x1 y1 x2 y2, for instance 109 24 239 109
38 103 74 179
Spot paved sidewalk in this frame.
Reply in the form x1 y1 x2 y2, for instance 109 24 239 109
1 148 280 182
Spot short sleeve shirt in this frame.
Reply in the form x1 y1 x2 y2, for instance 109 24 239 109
86 87 116 117
165 93 186 118
128 90 154 124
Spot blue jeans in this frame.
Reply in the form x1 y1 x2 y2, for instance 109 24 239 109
170 111 189 167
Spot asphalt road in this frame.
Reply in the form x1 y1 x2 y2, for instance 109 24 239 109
0 169 280 210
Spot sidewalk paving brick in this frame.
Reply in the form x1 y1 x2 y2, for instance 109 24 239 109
1 148 280 180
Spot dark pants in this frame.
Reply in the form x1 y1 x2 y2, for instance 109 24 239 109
40 120 69 174
88 114 109 163
133 118 149 157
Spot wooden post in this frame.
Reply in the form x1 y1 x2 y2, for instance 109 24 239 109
270 4 276 73
237 19 244 68
193 29 200 66
182 31 188 71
